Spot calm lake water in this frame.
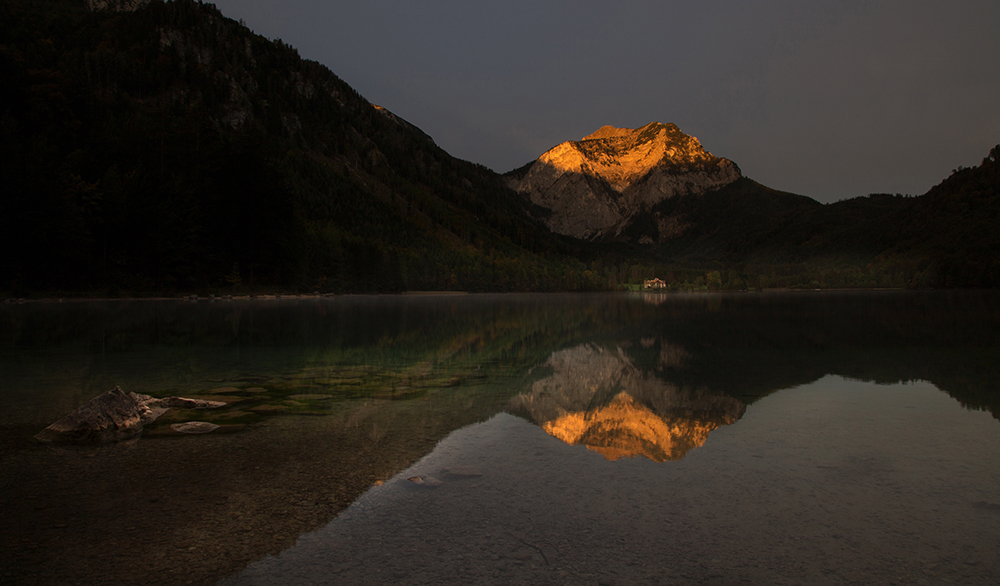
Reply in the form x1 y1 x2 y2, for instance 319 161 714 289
2 291 999 585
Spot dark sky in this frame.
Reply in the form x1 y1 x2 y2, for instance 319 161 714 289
211 0 999 203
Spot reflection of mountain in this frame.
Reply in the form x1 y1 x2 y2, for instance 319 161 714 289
621 291 1000 420
509 344 745 461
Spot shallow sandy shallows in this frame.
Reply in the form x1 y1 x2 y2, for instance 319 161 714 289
0 386 511 586
224 377 1000 586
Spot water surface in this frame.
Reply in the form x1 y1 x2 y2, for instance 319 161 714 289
1 291 998 585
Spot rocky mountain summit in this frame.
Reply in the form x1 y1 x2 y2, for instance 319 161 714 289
507 122 741 240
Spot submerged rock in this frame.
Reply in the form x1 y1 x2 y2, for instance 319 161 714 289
149 397 226 410
170 421 220 434
407 475 443 487
35 387 225 444
442 466 483 478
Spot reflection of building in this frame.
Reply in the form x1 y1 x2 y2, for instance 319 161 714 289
643 278 667 290
642 293 670 306
509 344 745 462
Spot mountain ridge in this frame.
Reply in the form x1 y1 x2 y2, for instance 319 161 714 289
507 122 742 240
1 0 997 293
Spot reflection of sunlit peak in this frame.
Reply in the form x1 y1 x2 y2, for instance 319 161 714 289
659 343 691 369
540 391 724 462
542 410 590 445
511 343 746 462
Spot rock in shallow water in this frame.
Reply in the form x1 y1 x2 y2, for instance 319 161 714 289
35 387 225 444
170 421 220 434
407 475 443 487
34 387 147 444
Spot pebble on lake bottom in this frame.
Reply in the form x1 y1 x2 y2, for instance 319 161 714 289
170 421 221 434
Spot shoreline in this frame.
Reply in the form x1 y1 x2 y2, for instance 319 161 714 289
0 287 933 304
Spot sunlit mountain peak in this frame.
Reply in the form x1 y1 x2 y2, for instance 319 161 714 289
507 122 741 240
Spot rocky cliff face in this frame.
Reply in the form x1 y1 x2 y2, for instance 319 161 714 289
507 122 741 240
508 344 746 462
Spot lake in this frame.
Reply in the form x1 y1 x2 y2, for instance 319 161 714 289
2 291 999 585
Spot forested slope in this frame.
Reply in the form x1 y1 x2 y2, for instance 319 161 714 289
0 0 599 295
727 148 1000 288
632 150 999 290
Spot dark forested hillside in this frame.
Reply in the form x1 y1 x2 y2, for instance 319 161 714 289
621 150 999 290
724 147 1000 288
0 0 599 295
888 146 1000 287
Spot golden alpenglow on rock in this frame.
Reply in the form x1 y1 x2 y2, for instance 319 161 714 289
507 122 741 240
540 392 730 462
509 344 746 462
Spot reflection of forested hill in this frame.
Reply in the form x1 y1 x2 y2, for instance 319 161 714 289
3 291 997 420
620 291 1000 419
3 292 997 422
